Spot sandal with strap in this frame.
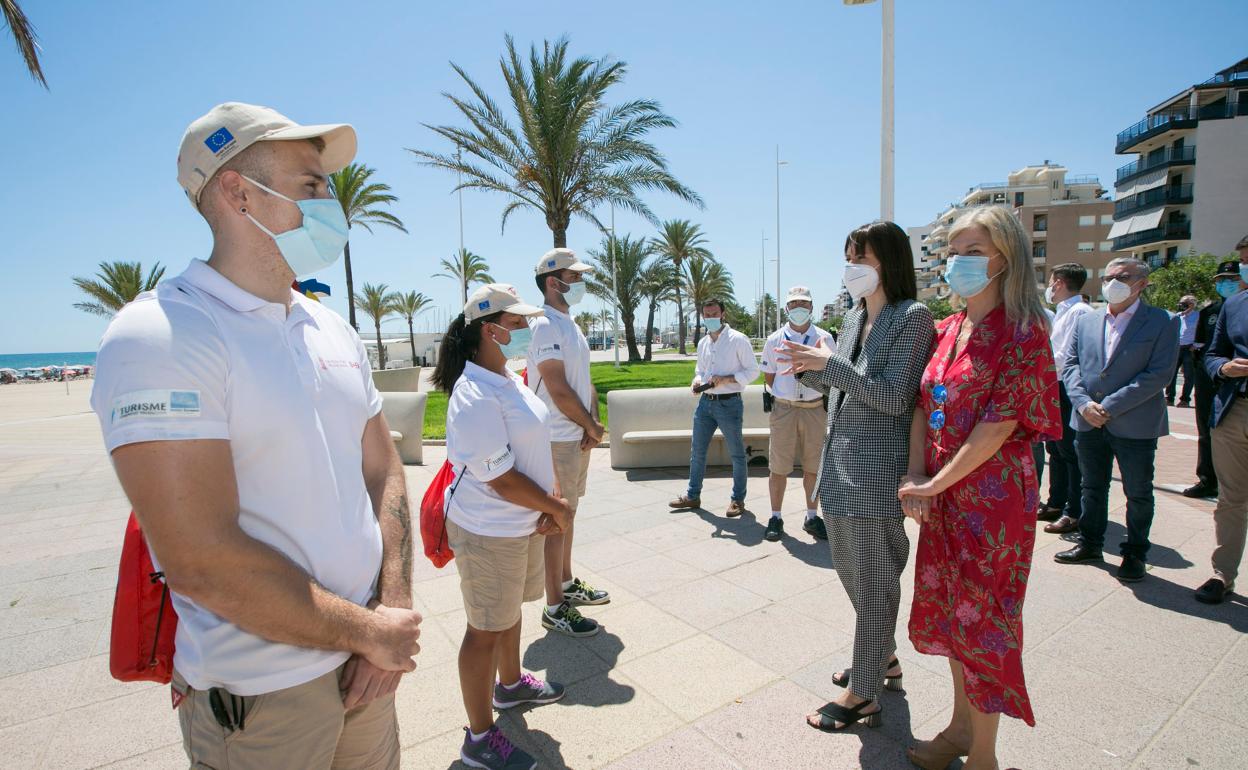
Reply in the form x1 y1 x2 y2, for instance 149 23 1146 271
831 657 903 692
906 729 970 770
807 699 882 732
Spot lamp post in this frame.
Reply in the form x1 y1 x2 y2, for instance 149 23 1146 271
775 146 787 330
610 202 620 368
844 0 895 221
455 144 467 305
759 231 768 338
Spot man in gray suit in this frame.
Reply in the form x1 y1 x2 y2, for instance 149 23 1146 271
1055 257 1180 582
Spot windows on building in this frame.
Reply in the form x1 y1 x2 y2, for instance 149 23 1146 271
1100 214 1114 225
1077 242 1094 253
1100 242 1113 252
1033 243 1047 260
1034 214 1048 232
1079 215 1096 227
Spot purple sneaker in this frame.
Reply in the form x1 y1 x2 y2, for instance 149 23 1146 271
492 672 566 709
460 725 537 770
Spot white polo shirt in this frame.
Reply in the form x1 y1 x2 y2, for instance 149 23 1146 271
445 361 556 537
526 304 593 442
90 259 384 696
692 325 760 394
761 322 835 401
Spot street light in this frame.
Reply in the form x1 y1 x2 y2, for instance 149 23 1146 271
844 0 895 221
759 231 768 338
775 146 787 330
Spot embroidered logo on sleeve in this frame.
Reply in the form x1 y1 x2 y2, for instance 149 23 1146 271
483 445 513 472
535 343 561 357
111 390 201 423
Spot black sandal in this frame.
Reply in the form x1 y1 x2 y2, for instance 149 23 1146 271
831 657 903 692
808 699 882 731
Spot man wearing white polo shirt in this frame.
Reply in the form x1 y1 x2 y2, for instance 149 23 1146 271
90 102 421 769
527 248 609 638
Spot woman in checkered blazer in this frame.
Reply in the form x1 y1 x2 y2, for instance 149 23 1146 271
779 221 935 732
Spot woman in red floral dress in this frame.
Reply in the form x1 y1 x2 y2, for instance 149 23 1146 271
899 207 1059 770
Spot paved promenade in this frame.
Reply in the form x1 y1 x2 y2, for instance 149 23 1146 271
1 380 1244 769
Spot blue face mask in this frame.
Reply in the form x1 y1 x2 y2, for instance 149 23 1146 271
944 255 1002 298
1217 279 1242 299
491 324 533 359
243 176 349 277
703 317 723 333
1241 264 1248 284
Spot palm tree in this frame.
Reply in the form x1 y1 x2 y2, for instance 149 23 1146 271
393 291 432 366
650 220 710 355
586 235 652 361
573 311 596 338
684 255 734 345
353 283 400 370
409 35 703 248
328 163 407 331
436 248 495 306
71 261 165 318
3 0 46 88
637 261 676 361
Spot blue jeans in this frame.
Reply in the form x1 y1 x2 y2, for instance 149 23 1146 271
1075 428 1158 558
687 395 747 502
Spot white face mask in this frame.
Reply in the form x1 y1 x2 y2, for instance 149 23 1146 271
1102 278 1135 305
787 306 812 325
843 263 881 301
1044 284 1058 305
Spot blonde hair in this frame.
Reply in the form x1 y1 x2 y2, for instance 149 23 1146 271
948 206 1049 331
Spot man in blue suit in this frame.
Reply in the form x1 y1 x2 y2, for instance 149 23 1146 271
1195 240 1248 604
1055 257 1180 582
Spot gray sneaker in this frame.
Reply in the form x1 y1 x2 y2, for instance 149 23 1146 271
564 577 610 606
493 672 566 709
540 601 600 637
460 726 537 770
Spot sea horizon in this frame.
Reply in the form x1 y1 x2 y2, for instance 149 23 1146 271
0 351 98 370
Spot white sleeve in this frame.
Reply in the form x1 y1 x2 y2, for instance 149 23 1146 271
733 334 761 387
760 336 779 374
354 328 384 418
90 296 230 453
446 388 515 482
528 317 566 366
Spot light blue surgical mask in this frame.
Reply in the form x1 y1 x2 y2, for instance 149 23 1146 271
558 279 587 306
491 324 533 359
243 176 348 277
703 317 723 333
787 307 812 325
944 255 1002 298
1217 279 1242 299
1241 264 1248 284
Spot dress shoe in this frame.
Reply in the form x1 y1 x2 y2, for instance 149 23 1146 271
1117 554 1146 582
668 495 700 509
725 500 745 517
1195 577 1232 604
1178 400 1191 408
1182 482 1219 499
1036 504 1064 522
1044 514 1080 534
1054 543 1103 564
1060 531 1082 543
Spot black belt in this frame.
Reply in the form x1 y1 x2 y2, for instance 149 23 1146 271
702 392 740 401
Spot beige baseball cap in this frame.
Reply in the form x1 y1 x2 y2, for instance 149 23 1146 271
786 285 814 303
534 248 593 275
177 102 357 210
464 283 546 322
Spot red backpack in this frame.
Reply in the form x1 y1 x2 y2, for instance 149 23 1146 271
420 461 465 568
110 512 178 683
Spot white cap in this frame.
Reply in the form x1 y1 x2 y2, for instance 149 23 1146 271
534 248 593 275
786 285 814 303
464 283 546 322
177 102 357 210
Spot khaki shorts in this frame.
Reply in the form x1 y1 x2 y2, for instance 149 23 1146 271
447 519 544 632
551 440 592 511
173 665 399 770
768 399 827 476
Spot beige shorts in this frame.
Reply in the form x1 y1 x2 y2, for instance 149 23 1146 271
447 519 544 632
768 399 827 476
551 440 592 511
173 665 399 769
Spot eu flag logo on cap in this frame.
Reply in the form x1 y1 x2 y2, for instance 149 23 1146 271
204 127 234 154
547 259 557 267
478 300 490 311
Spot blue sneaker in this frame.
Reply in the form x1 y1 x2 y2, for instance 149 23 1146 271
460 725 537 770
493 672 565 710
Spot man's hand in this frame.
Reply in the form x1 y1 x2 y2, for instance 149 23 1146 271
360 604 423 673
340 654 402 710
580 420 605 450
1220 358 1248 378
537 498 572 536
1080 402 1110 428
898 473 938 523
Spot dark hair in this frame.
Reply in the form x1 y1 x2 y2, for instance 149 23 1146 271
702 298 726 313
843 221 917 304
1236 233 1248 250
1049 262 1088 292
535 272 554 296
430 311 502 394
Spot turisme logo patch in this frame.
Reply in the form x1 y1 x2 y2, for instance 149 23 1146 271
483 445 513 473
204 127 235 155
111 389 201 424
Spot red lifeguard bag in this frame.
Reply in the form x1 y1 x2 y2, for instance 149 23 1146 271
420 461 464 567
109 512 178 683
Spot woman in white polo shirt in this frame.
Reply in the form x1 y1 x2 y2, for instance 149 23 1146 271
430 283 573 770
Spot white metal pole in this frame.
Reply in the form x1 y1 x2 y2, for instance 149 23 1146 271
775 146 785 330
881 0 895 221
456 145 467 305
610 203 620 367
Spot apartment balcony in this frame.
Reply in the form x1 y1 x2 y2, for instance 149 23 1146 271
1113 184 1193 218
1115 146 1196 185
1116 109 1197 154
1112 221 1191 251
1065 174 1101 186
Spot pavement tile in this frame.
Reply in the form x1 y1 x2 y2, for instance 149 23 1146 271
719 552 831 602
42 686 183 770
93 742 187 769
649 575 770 631
602 725 743 769
618 634 777 721
1135 709 1248 770
707 604 849 676
581 599 698 665
0 617 105 679
600 553 707 598
1186 659 1248 729
0 714 58 769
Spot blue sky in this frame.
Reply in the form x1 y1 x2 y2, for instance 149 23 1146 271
3 0 1246 353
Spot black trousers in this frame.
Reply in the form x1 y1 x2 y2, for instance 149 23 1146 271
1193 352 1218 487
1167 345 1195 402
1044 383 1082 517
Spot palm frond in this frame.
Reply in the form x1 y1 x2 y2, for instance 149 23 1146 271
2 0 46 88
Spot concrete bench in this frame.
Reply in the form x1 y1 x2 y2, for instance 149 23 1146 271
608 385 770 470
372 366 422 393
380 391 427 465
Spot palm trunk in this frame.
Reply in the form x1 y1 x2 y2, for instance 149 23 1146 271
374 318 386 370
674 284 687 355
644 303 656 361
553 227 567 248
623 310 642 361
344 241 358 331
407 320 416 365
693 309 702 346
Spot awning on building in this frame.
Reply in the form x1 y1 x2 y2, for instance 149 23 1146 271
1115 168 1168 200
1106 208 1165 239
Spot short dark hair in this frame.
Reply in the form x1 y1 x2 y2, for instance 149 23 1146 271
1236 233 1248 250
843 221 917 304
535 268 575 297
702 298 726 313
1049 263 1088 292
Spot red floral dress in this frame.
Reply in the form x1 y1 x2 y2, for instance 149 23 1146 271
908 305 1059 726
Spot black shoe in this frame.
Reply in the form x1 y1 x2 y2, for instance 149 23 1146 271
1195 577 1231 604
1178 400 1192 408
1182 483 1219 499
1036 504 1064 522
803 516 828 540
1054 543 1103 564
1117 554 1146 582
1044 515 1080 534
764 517 784 541
1060 531 1082 543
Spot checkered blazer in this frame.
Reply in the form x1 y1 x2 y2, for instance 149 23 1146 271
798 299 935 518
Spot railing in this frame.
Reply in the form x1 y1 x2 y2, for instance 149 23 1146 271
1115 146 1196 184
967 182 1008 193
1201 70 1248 85
1065 174 1101 186
1116 109 1197 153
1112 221 1191 251
1113 184 1194 217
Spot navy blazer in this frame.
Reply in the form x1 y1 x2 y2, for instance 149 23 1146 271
1061 301 1180 439
1205 290 1248 427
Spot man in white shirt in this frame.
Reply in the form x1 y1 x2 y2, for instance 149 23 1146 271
527 248 609 638
90 103 421 768
669 299 760 516
760 286 834 542
1166 295 1199 406
1040 263 1097 535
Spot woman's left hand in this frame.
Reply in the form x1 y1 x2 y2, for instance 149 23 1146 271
898 475 940 499
776 338 831 375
